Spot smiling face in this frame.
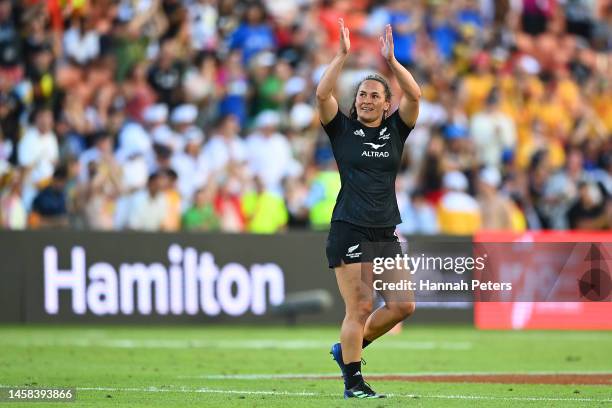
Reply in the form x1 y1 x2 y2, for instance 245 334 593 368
354 80 391 127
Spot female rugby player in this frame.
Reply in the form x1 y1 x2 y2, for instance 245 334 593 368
316 19 420 399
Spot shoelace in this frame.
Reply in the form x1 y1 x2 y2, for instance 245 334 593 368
361 380 375 394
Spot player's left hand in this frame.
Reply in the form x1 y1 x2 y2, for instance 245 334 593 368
379 24 394 62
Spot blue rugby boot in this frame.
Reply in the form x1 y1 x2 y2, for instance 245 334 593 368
330 342 346 383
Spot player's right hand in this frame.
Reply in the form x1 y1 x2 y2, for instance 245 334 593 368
338 18 350 56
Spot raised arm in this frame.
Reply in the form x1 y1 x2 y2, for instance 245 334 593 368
316 18 350 125
380 24 421 127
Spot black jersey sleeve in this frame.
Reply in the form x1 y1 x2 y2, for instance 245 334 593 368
388 109 414 144
322 109 350 140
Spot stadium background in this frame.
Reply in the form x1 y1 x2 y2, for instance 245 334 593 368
0 0 611 406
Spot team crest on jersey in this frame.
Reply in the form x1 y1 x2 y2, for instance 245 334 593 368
378 127 390 140
354 129 366 137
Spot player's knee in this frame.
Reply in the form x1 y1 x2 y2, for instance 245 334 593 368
390 301 415 319
346 300 373 323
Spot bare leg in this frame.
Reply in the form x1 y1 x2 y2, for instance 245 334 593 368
363 302 414 341
364 266 415 342
335 262 373 363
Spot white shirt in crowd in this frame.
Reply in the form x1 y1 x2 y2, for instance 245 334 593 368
0 139 12 176
18 126 59 210
126 189 167 231
78 146 103 183
116 121 153 163
201 133 247 172
187 0 218 51
63 27 100 65
18 126 59 184
0 193 27 229
245 131 302 193
470 109 516 168
152 124 184 153
409 98 448 166
171 152 209 208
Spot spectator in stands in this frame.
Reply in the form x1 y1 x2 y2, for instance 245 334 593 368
25 41 56 108
0 0 609 234
18 107 59 209
459 52 496 117
0 0 21 78
182 183 220 231
470 90 517 168
182 52 218 105
249 52 291 116
78 131 116 183
520 0 554 35
0 71 23 164
246 110 302 194
526 149 552 228
229 2 276 64
124 62 157 124
31 165 69 228
147 37 184 107
187 0 219 52
567 180 609 230
152 143 173 175
542 147 585 229
304 152 340 231
214 169 246 232
429 3 461 61
63 14 101 66
477 166 520 231
0 168 26 229
217 50 249 126
81 158 122 230
126 172 168 231
113 148 149 230
116 108 152 165
397 188 439 235
169 103 200 151
202 114 246 173
241 176 288 234
144 104 178 153
437 170 481 234
0 127 12 173
171 128 208 209
160 168 182 231
418 134 446 204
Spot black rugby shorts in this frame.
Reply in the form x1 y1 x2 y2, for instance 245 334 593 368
326 220 402 269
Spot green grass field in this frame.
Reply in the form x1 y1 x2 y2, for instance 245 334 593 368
0 325 611 407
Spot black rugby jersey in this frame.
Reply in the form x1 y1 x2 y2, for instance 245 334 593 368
322 109 414 228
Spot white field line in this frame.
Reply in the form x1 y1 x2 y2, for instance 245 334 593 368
1 385 609 403
178 371 612 380
0 338 472 350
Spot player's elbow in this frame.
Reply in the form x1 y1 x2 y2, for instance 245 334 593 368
407 86 422 101
315 88 331 102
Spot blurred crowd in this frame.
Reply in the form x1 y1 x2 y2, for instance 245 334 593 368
0 0 610 234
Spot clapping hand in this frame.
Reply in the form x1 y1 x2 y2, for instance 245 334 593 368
380 24 394 62
338 18 350 56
